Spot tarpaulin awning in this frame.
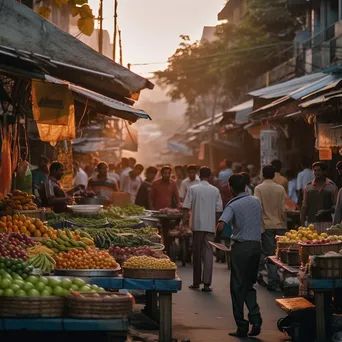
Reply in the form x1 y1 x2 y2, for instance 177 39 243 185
45 76 150 122
223 100 253 124
168 141 193 156
249 73 342 120
72 137 123 153
192 113 224 130
0 0 154 102
299 90 342 109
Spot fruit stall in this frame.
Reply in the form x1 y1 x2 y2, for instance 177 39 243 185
0 198 182 342
269 224 342 342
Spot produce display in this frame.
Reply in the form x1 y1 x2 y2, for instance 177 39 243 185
80 226 159 238
0 214 55 238
27 253 56 274
0 233 35 260
105 204 146 218
0 272 104 296
54 248 119 270
67 214 109 227
42 229 95 253
278 225 334 244
107 217 142 228
123 256 176 270
94 231 153 249
109 245 165 262
27 245 54 256
0 258 33 278
1 190 38 212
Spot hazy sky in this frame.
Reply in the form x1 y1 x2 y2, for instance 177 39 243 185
89 0 225 76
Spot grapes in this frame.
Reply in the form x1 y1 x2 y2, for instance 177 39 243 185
108 245 163 260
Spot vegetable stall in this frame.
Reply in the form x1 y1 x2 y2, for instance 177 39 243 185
0 199 182 342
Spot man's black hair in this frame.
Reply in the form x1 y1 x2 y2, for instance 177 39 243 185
225 159 233 168
146 166 158 175
50 162 63 174
271 160 282 173
240 172 251 186
187 164 197 172
229 174 246 193
312 161 327 171
263 165 276 180
199 167 211 179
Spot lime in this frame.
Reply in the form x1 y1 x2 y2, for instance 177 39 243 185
4 288 14 296
13 279 25 288
0 278 11 289
12 274 23 281
0 289 4 296
47 278 60 288
44 286 52 295
35 282 46 292
10 284 20 293
23 282 34 292
39 277 48 285
28 289 40 297
53 286 64 296
40 289 52 297
61 278 72 289
22 274 28 280
15 289 27 297
26 276 39 285
80 285 91 292
70 284 79 291
72 278 86 288
97 287 105 292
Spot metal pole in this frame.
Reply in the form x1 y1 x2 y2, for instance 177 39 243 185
113 0 118 61
98 0 103 54
118 29 123 65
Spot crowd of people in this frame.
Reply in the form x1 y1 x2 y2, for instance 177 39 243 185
16 154 342 337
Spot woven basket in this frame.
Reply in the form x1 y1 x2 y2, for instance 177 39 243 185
287 249 300 266
279 249 288 263
299 242 342 266
311 255 342 279
326 228 342 236
123 267 176 279
67 292 132 319
276 241 298 258
1 296 65 318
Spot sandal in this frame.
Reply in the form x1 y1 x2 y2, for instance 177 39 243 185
189 284 200 290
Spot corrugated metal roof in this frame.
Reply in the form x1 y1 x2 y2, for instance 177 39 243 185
299 90 342 109
192 113 224 129
225 100 253 124
248 73 327 99
45 75 150 122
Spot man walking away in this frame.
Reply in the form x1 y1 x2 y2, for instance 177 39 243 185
183 167 223 292
271 159 288 194
179 164 200 201
255 165 286 292
217 174 262 338
218 159 233 185
301 162 338 233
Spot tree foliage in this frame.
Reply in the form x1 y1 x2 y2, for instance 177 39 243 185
155 0 304 124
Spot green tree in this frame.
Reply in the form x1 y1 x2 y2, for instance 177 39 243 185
156 0 304 125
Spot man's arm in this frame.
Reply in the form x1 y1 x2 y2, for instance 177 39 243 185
216 206 234 235
215 190 223 222
300 187 308 226
148 183 155 210
182 187 192 222
179 181 186 202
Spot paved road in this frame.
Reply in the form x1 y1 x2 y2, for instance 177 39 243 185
172 262 288 342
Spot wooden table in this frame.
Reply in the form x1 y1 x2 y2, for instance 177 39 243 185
90 276 182 342
306 278 342 342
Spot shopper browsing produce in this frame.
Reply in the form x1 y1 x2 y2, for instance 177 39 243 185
135 166 158 209
121 164 144 203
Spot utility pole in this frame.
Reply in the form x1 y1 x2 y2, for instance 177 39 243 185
98 0 103 54
118 29 123 65
113 0 118 61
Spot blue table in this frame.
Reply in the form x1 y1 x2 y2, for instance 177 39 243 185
307 278 341 342
91 276 182 342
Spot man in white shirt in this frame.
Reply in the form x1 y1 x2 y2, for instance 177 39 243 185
179 164 200 201
73 161 88 189
108 163 120 185
183 167 223 292
297 158 314 206
121 164 144 203
120 158 132 185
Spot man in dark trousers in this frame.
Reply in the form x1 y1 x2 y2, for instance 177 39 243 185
217 174 263 338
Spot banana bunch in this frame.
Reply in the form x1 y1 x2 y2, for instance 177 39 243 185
27 253 56 274
42 229 95 253
27 244 54 257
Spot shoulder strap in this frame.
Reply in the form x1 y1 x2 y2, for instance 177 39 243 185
226 194 249 208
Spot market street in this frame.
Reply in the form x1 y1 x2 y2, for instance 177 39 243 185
172 263 287 342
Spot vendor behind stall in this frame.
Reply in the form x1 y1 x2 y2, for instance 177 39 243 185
87 162 119 202
40 162 74 213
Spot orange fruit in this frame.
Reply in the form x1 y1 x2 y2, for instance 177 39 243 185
0 217 6 223
43 233 49 238
12 225 19 233
34 230 42 237
19 215 26 222
40 226 47 233
51 234 57 240
28 224 36 233
20 226 27 234
6 216 12 222
6 222 12 229
13 214 19 221
17 221 23 228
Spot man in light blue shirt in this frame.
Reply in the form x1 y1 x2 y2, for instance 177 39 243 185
218 159 233 185
217 174 262 338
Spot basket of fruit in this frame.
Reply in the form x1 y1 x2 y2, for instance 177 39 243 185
67 292 133 319
299 240 342 265
1 295 65 318
310 254 342 279
123 256 177 279
2 190 38 213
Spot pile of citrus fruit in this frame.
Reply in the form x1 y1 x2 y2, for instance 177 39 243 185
0 215 56 238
